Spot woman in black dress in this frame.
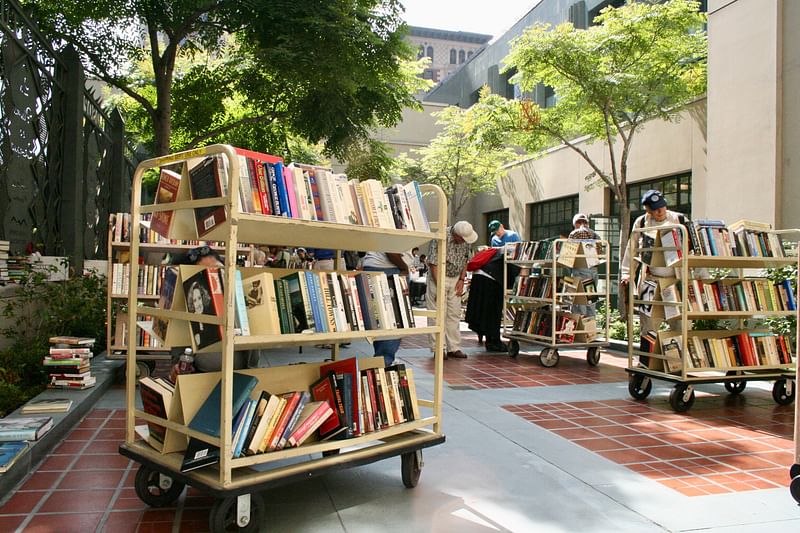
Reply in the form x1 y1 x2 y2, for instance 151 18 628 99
465 249 518 352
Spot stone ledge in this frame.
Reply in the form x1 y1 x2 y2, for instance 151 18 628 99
0 352 123 501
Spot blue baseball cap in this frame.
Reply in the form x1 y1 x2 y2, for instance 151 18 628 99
641 189 667 209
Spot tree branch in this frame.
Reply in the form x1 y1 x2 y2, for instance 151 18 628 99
185 112 283 149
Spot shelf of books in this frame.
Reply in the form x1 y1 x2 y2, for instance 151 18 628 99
119 145 448 529
106 212 253 374
501 238 611 368
625 220 799 413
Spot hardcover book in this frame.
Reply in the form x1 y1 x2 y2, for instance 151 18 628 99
150 168 182 238
180 437 220 473
20 398 73 414
309 374 348 440
0 417 54 442
243 271 281 335
0 441 29 473
188 155 228 237
182 267 225 351
187 372 259 438
286 401 334 447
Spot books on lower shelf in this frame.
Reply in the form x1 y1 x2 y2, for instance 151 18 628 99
0 417 53 441
45 338 96 390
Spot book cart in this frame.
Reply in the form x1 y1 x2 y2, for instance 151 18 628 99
625 223 799 414
105 221 250 379
118 145 449 532
502 239 611 367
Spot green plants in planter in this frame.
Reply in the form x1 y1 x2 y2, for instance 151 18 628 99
0 261 107 416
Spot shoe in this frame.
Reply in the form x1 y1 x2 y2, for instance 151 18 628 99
485 341 508 353
446 350 467 359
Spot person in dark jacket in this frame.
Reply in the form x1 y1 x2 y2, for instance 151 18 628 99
465 248 519 352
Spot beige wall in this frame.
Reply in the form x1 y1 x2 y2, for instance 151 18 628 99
707 0 781 226
497 101 706 236
780 0 800 230
373 102 449 157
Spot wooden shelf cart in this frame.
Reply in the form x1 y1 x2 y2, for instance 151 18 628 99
118 145 449 532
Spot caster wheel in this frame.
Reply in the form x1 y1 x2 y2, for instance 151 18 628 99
790 463 800 479
669 384 695 413
401 451 422 489
723 374 746 395
136 361 152 379
772 379 795 406
210 494 264 533
539 347 559 368
791 476 800 505
134 465 185 507
628 374 652 400
508 340 520 358
586 347 601 366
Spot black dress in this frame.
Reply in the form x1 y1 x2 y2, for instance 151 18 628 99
465 252 518 344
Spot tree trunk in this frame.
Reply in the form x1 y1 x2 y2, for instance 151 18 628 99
153 63 173 156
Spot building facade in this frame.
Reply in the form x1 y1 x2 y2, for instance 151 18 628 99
406 26 492 83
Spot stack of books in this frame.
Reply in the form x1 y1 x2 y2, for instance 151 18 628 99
0 240 8 283
45 336 96 390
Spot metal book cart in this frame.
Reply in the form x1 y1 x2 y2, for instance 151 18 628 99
502 238 611 368
624 223 798 413
118 145 449 532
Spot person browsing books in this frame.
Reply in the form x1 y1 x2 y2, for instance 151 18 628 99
488 220 521 247
170 246 258 373
426 221 477 359
619 190 689 365
362 251 410 366
568 213 601 317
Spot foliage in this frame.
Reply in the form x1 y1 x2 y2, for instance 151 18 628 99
481 0 706 256
396 87 519 220
761 264 797 340
25 0 424 160
0 264 107 415
596 301 638 341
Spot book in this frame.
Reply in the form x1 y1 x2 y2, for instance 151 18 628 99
182 267 225 350
0 441 29 473
233 399 258 458
660 228 683 266
276 391 311 450
152 266 178 344
48 336 95 346
233 269 251 336
20 398 73 414
138 376 173 447
187 372 259 438
243 271 281 335
320 357 361 436
661 334 684 373
150 168 182 238
180 436 220 472
309 373 348 440
267 391 304 452
286 401 335 447
0 417 53 441
557 240 580 268
188 154 228 237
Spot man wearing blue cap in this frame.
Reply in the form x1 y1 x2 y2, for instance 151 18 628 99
620 189 688 366
488 220 521 247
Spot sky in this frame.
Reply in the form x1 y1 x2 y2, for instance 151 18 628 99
399 0 541 39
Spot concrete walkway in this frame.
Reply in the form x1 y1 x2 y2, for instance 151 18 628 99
1 330 799 532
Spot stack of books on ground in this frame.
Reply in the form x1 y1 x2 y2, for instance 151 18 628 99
0 416 53 442
45 337 96 390
0 240 8 283
169 358 421 472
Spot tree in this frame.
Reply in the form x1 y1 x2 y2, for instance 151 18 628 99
398 87 518 221
498 0 706 257
25 0 423 158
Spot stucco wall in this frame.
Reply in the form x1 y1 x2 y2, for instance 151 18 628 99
780 0 800 230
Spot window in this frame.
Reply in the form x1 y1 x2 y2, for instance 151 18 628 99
528 195 579 241
418 45 425 59
467 51 473 59
459 50 465 64
544 85 556 108
450 49 457 64
484 209 510 245
610 173 692 227
426 46 434 60
588 0 625 26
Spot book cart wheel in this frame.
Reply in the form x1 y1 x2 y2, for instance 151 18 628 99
135 361 156 379
401 450 423 489
210 494 264 533
508 340 520 358
668 384 695 413
134 465 185 507
539 347 559 368
790 463 800 479
723 371 746 395
791 476 800 505
586 346 601 367
628 374 652 400
771 379 795 406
